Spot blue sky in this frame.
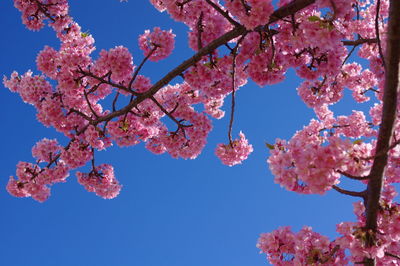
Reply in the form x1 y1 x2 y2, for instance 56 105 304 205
0 1 368 266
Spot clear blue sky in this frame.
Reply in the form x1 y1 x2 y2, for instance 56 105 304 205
0 1 368 266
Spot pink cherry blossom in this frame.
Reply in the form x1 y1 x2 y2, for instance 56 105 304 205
225 0 274 30
92 46 134 84
32 138 61 162
60 140 93 169
215 132 253 166
139 27 175 61
76 164 121 199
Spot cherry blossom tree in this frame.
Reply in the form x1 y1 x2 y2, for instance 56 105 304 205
3 0 400 265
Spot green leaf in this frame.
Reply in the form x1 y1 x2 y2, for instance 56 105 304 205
319 21 335 31
203 62 213 69
308 15 321 22
353 139 363 145
269 61 276 70
81 31 90 38
265 142 275 150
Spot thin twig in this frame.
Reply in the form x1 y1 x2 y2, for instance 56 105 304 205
375 0 386 70
33 0 56 22
336 170 370 180
91 148 96 170
78 67 135 95
84 91 99 118
240 0 251 14
128 46 158 90
69 108 94 122
197 12 204 50
342 38 377 46
342 44 357 66
385 252 400 260
332 185 366 199
228 34 246 145
112 91 120 112
205 0 240 27
150 96 192 136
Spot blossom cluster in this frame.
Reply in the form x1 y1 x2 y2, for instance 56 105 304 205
215 132 253 166
14 0 70 31
139 27 175 61
257 226 348 265
77 164 121 199
6 160 69 203
225 0 274 30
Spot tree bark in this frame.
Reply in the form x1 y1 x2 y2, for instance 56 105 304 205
364 0 400 265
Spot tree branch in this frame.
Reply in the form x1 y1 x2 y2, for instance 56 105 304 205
84 91 99 118
227 34 246 145
32 0 56 22
332 185 366 199
342 38 377 46
268 0 316 25
69 108 94 122
385 252 400 260
149 96 192 136
364 0 400 262
78 68 135 95
128 46 158 90
375 0 386 70
205 0 240 27
336 170 370 180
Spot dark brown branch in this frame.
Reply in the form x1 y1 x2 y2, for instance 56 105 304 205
364 0 400 259
224 43 234 52
91 148 96 170
228 34 246 145
375 0 386 70
385 252 400 260
268 0 316 25
76 124 90 136
196 12 204 50
176 0 193 9
69 108 94 122
342 44 357 66
361 87 380 95
327 0 337 21
240 0 251 14
205 0 240 27
102 120 109 136
28 140 74 182
33 0 56 22
84 91 99 118
78 68 134 95
336 170 370 181
332 185 366 199
267 29 276 67
355 2 360 20
112 91 120 112
228 45 238 145
149 96 192 136
128 46 158 90
290 14 297 35
342 38 377 46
